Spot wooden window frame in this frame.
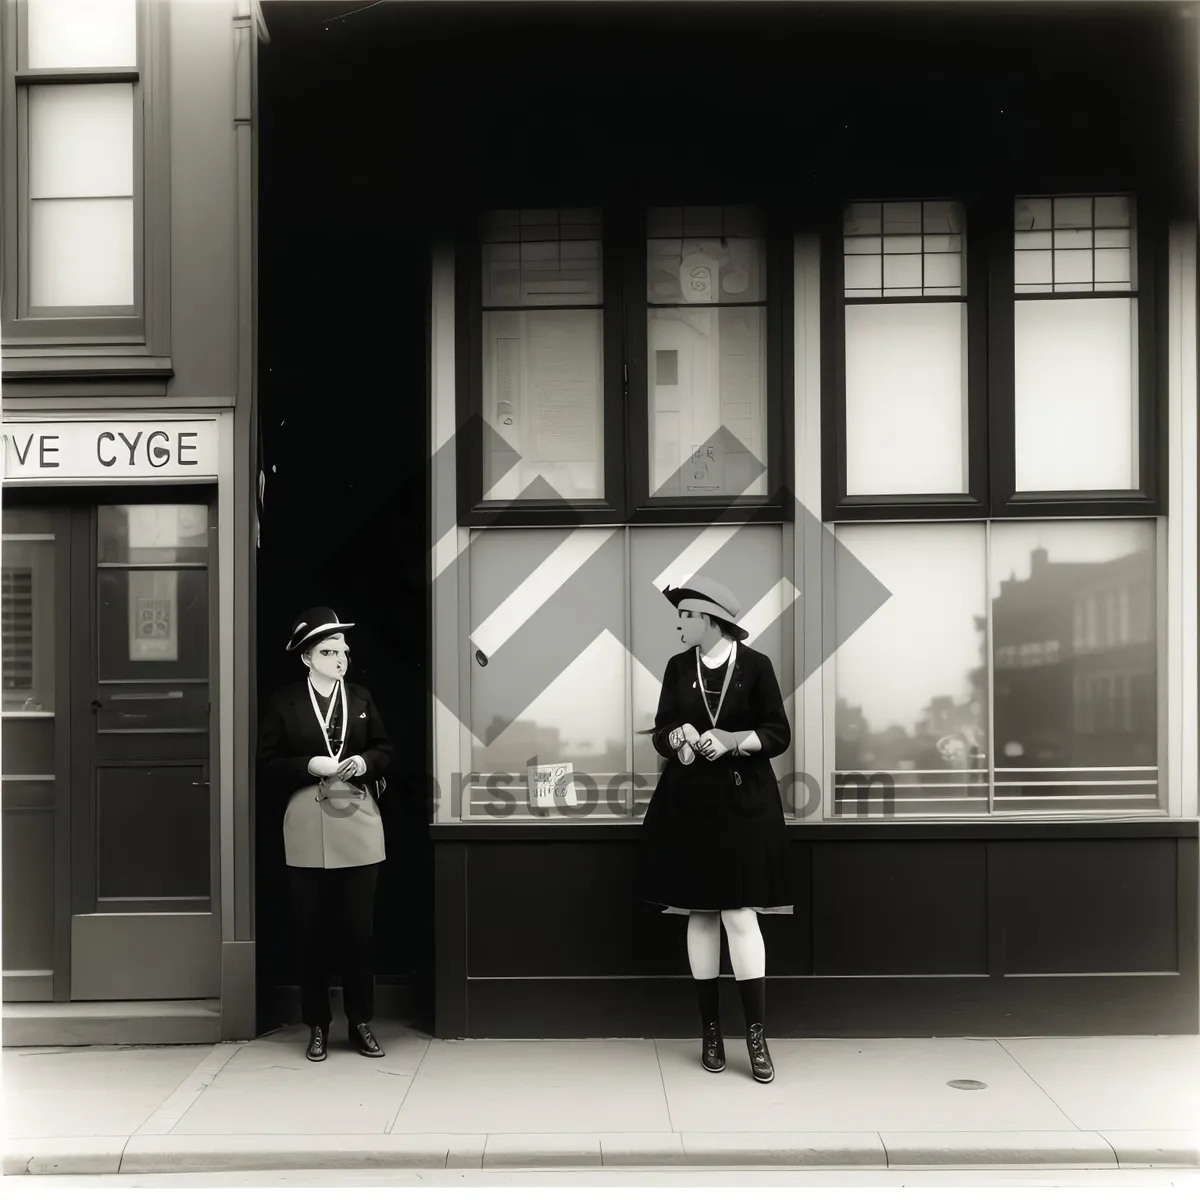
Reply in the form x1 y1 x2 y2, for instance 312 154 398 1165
988 193 1165 519
821 196 991 523
0 0 172 379
455 203 794 528
821 192 1167 524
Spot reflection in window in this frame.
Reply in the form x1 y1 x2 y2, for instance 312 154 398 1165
647 206 768 499
1013 195 1139 493
990 521 1158 812
842 200 969 497
481 209 605 502
832 520 1161 817
832 524 989 817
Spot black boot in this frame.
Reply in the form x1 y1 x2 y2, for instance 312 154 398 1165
305 1025 328 1062
738 977 774 1084
695 978 725 1073
349 1021 385 1058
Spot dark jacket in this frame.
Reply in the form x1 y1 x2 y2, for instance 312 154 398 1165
257 680 393 807
646 643 790 820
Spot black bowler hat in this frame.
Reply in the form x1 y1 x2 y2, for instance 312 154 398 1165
285 606 354 653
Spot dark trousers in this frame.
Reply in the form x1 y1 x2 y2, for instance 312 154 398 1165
288 863 380 1030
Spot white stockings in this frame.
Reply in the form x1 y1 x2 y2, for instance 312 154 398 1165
686 908 766 981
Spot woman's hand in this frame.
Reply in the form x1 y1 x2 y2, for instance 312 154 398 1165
336 755 367 781
308 755 339 777
696 729 737 761
667 723 701 753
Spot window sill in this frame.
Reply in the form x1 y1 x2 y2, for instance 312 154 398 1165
1 353 174 383
428 817 1198 840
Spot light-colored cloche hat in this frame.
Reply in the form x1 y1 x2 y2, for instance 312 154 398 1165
662 575 749 641
285 606 355 653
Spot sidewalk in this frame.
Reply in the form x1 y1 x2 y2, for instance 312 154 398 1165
3 1023 1198 1176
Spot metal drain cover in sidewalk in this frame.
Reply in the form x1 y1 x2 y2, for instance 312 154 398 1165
947 1078 988 1090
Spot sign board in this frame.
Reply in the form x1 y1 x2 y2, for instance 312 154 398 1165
1 419 219 483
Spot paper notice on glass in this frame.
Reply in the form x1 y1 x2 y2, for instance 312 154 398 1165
526 312 598 463
685 440 725 493
129 570 179 662
527 761 579 811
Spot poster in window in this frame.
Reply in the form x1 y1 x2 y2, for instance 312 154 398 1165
128 571 179 662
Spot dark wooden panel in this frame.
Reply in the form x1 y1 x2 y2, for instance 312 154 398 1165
465 840 814 978
463 973 1198 1039
998 839 1178 975
433 842 467 1037
95 764 209 901
811 841 988 976
2 718 54 775
1 806 54 972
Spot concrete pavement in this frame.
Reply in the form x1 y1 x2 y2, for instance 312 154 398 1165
3 1023 1198 1176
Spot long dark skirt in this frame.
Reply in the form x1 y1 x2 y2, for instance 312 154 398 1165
637 775 793 915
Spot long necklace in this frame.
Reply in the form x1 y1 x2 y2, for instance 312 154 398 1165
695 641 736 726
307 677 347 760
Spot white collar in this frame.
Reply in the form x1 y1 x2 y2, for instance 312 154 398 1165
700 638 734 668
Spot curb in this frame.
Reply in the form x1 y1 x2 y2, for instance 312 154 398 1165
5 1130 1199 1176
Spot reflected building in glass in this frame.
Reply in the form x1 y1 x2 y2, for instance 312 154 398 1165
991 540 1158 811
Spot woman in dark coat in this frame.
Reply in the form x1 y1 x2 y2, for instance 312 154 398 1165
638 576 792 1084
257 607 393 1063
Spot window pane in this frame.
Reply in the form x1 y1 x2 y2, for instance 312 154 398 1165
482 209 601 307
1013 298 1138 492
29 197 134 307
26 0 137 69
29 84 133 198
97 569 209 680
844 200 964 298
844 302 968 496
1 521 56 715
481 309 603 500
647 205 765 305
1013 195 1135 295
833 524 989 817
466 529 627 818
990 521 1158 811
98 505 210 565
648 306 767 498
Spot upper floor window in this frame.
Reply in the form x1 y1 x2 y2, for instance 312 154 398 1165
458 203 791 527
2 0 170 370
824 192 1161 522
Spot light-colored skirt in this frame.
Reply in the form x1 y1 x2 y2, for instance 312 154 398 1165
283 778 386 869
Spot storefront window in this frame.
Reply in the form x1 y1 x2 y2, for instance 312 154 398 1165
480 209 605 501
465 527 628 818
830 518 1161 818
1013 195 1139 493
646 206 768 499
843 200 969 497
831 523 989 817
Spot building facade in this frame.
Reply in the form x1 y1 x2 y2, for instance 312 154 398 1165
4 0 1198 1047
1 0 263 1045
